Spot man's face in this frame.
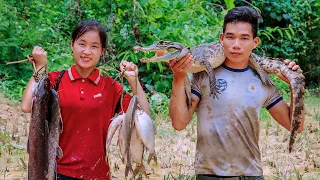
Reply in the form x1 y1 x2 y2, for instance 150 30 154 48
220 22 260 65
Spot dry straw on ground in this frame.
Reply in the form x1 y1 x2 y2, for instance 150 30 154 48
0 93 319 179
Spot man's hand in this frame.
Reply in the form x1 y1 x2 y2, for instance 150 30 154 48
32 46 47 71
169 53 193 80
277 59 301 84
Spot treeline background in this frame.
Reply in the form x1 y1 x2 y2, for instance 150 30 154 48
0 0 319 106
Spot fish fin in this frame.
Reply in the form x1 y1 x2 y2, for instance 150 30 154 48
56 146 63 158
133 163 147 178
46 160 57 180
59 118 63 133
147 152 157 164
27 139 30 154
153 122 157 135
125 162 133 177
153 153 158 164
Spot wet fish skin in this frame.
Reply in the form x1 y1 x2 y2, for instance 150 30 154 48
134 110 157 164
28 75 63 180
130 122 147 177
106 98 156 177
28 75 50 180
118 122 126 164
105 113 125 158
47 89 63 180
122 96 138 177
118 115 147 177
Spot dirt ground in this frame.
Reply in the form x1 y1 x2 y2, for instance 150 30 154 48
0 92 319 180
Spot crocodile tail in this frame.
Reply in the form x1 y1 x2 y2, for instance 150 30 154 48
273 61 305 152
200 60 219 98
253 54 306 152
280 65 305 153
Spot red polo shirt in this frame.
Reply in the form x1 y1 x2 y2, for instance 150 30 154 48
48 65 131 179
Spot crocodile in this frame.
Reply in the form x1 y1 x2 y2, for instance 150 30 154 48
133 40 305 152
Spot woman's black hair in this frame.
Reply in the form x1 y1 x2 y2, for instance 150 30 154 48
71 20 106 48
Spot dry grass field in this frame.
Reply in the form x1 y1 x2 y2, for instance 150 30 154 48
0 92 319 180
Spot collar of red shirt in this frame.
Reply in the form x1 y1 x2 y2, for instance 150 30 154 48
67 65 101 85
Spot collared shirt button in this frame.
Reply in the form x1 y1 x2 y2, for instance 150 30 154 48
82 79 85 82
81 91 84 94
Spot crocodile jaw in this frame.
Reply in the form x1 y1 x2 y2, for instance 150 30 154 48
140 51 181 63
133 41 185 63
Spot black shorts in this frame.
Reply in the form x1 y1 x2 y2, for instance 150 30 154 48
57 174 81 180
197 174 264 180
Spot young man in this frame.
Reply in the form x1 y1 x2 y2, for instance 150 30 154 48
169 6 304 179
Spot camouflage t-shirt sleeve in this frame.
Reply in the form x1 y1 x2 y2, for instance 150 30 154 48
264 83 283 110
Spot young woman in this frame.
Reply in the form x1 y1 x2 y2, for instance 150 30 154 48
21 20 149 179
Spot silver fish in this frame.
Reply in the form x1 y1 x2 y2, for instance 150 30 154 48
134 110 157 164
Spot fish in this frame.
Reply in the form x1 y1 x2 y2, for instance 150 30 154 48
122 96 138 177
105 105 157 178
47 89 63 180
105 113 125 158
28 75 50 179
134 110 157 164
27 75 63 180
130 124 146 177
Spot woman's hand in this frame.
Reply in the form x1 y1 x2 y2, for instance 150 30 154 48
32 46 48 71
120 60 139 83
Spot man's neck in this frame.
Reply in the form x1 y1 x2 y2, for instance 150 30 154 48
224 58 249 69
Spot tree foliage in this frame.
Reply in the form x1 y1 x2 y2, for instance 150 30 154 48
0 0 319 100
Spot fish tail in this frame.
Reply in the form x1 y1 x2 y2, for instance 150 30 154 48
147 152 157 164
133 163 147 178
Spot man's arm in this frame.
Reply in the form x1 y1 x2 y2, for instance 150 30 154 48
268 60 304 133
268 92 304 133
169 77 200 130
168 53 198 130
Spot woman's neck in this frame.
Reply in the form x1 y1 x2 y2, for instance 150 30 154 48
75 65 95 78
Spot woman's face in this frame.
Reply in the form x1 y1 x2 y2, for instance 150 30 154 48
71 31 105 72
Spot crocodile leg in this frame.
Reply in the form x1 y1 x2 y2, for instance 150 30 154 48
200 60 220 98
249 55 274 86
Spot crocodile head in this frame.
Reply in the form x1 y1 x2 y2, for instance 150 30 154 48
133 41 188 63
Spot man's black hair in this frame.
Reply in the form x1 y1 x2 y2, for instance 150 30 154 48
223 6 260 38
